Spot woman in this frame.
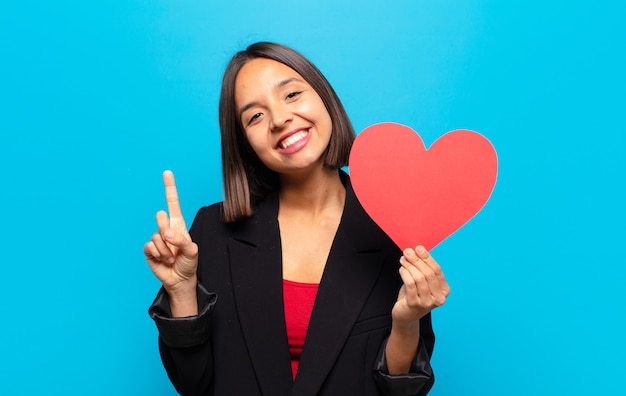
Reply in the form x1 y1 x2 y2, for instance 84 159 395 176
145 42 450 396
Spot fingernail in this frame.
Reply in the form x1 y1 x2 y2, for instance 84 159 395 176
167 257 175 264
403 248 414 257
416 245 426 254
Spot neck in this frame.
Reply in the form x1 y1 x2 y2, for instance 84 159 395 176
278 168 345 215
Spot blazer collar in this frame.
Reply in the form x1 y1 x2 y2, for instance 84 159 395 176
228 171 391 395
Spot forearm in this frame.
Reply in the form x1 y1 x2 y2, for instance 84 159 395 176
385 320 420 374
168 279 199 317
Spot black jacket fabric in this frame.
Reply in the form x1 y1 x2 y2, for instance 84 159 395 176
150 173 435 395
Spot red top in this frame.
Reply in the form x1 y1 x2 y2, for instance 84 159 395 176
283 279 319 379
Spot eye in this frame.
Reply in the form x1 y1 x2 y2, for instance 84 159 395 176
286 91 302 100
246 112 262 126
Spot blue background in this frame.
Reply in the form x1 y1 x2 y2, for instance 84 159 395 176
2 1 624 394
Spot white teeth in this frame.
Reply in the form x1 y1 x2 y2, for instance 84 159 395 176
279 130 308 149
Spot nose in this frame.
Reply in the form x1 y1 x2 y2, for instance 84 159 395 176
269 104 292 131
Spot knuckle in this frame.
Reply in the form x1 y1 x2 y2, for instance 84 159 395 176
145 242 159 258
424 270 436 282
403 279 417 291
186 241 199 257
413 271 426 283
143 241 154 255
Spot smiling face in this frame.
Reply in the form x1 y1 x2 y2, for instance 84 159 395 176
234 58 333 177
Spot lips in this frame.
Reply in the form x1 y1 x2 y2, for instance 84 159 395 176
276 128 310 150
278 131 308 149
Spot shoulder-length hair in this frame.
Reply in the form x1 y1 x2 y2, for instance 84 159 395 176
219 42 355 222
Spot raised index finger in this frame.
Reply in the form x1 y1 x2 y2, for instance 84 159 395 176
163 170 183 219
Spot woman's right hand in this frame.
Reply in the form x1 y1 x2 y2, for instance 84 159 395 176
144 170 199 316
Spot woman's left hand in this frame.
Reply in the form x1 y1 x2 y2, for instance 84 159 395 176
392 245 450 327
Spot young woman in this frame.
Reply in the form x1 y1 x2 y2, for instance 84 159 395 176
145 42 449 396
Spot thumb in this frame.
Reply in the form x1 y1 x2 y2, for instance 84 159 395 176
163 230 198 259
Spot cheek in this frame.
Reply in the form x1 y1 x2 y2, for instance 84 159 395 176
300 97 332 132
244 129 268 156
321 110 333 139
315 101 333 134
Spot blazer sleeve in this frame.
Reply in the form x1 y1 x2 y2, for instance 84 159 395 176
148 283 216 348
148 283 217 396
372 313 436 396
147 205 223 396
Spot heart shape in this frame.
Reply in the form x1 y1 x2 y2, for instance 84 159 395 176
349 122 498 250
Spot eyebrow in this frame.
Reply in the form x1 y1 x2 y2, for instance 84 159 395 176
238 77 305 119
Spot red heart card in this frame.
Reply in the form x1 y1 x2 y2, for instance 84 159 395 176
349 122 498 250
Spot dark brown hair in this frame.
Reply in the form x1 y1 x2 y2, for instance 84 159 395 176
219 42 355 222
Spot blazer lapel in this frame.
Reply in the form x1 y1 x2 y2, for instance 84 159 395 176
228 193 293 395
291 177 390 396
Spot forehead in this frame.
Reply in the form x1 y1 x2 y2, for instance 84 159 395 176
234 58 306 104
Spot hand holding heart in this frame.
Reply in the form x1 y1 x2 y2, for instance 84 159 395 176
349 123 496 334
385 244 450 375
393 245 450 326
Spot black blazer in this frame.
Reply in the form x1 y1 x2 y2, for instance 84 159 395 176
150 174 435 396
